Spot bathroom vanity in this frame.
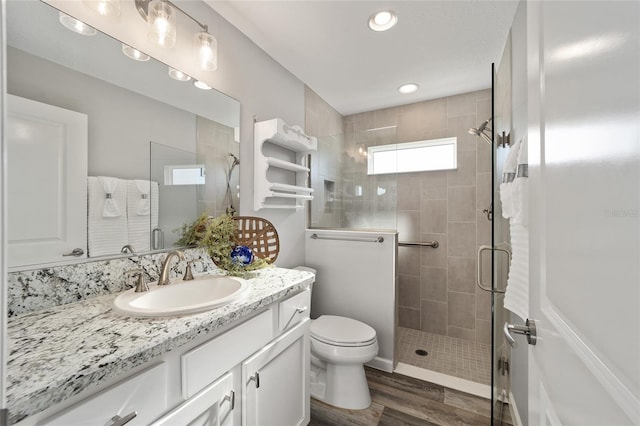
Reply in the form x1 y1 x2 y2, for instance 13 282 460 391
7 267 313 426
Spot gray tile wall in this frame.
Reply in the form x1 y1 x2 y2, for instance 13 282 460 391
305 88 492 344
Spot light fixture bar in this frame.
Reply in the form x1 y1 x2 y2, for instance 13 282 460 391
135 0 207 32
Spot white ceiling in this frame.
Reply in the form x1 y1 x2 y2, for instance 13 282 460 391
206 0 519 115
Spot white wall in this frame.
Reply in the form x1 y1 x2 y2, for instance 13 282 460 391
48 0 307 268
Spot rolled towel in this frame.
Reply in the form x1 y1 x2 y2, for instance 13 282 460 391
499 139 521 219
512 138 529 226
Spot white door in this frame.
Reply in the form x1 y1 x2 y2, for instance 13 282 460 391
7 95 88 267
527 2 639 425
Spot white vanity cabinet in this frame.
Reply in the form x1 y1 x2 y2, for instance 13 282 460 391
17 288 312 426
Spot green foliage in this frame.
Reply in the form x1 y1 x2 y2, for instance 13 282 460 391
177 213 269 277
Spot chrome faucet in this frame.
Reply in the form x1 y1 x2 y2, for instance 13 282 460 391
158 250 186 286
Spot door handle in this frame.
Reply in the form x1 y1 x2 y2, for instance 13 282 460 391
504 319 537 348
63 248 84 257
476 245 511 293
104 411 137 426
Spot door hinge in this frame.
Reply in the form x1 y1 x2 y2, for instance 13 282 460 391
497 357 510 376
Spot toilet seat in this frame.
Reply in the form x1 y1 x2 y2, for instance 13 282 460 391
311 315 377 347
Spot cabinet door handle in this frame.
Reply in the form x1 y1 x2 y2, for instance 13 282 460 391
221 390 235 410
283 306 308 330
249 372 260 388
63 248 84 257
105 411 137 426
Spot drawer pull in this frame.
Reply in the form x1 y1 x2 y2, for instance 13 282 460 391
105 411 137 426
249 372 260 388
221 390 235 410
283 306 308 330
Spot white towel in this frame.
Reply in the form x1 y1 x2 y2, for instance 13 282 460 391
100 176 122 217
504 222 529 321
499 139 522 219
88 176 128 257
126 180 159 252
512 138 529 226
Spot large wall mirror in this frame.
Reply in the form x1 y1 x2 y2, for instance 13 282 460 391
6 0 240 271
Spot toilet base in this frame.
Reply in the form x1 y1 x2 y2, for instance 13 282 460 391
310 362 372 410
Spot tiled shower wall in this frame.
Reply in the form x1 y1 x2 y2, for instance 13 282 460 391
393 90 492 344
305 88 492 344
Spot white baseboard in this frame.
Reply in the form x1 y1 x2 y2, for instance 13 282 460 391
509 391 524 426
394 363 491 399
366 356 393 373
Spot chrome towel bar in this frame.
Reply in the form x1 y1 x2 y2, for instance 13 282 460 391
398 241 439 248
309 233 384 243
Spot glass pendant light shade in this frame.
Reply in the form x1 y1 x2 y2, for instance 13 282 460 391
84 0 121 17
122 44 150 61
147 0 176 48
58 12 96 36
194 31 218 71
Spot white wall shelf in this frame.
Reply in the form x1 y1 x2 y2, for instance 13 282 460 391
254 118 317 210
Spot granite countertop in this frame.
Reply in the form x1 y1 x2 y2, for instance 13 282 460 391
7 267 314 425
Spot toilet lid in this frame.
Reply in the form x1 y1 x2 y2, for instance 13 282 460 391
311 315 377 346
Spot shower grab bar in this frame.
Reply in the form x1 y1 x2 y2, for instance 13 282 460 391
310 233 384 243
398 241 439 248
476 245 511 294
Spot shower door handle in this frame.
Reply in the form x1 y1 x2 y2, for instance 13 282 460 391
504 319 537 348
476 245 510 293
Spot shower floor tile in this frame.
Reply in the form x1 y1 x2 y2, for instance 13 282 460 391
397 327 491 385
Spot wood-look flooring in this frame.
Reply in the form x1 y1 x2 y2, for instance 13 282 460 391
310 367 512 426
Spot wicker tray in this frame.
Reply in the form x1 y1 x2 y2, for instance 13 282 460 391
232 216 280 264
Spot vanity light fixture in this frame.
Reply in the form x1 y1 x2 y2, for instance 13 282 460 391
368 10 398 32
168 68 192 81
122 43 150 61
58 12 97 36
193 80 212 90
398 83 419 94
135 0 218 71
84 0 121 18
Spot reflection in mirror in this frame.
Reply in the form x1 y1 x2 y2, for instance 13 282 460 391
6 0 240 270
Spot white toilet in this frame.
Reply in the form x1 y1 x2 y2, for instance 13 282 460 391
309 315 379 410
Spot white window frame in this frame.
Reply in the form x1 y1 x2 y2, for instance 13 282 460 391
367 137 457 175
164 164 206 186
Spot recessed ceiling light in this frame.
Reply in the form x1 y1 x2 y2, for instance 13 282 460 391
368 10 397 32
168 68 192 81
58 11 96 36
398 83 419 94
194 80 212 90
122 44 150 61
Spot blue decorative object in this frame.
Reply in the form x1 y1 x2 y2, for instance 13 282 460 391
231 245 254 265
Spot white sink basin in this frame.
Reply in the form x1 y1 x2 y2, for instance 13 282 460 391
113 275 249 317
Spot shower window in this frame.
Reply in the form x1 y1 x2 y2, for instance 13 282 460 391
367 137 457 175
164 164 206 185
